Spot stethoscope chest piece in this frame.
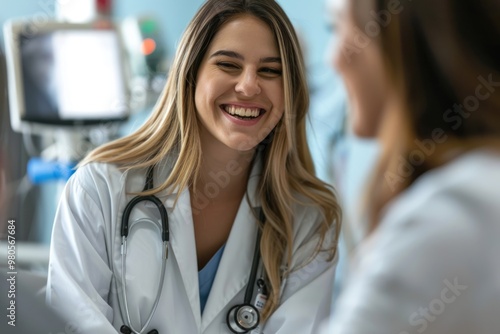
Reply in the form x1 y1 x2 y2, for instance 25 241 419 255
227 304 260 333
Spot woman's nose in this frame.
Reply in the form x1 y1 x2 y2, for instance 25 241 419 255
235 70 261 97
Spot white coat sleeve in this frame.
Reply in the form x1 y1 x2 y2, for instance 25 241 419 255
263 209 338 334
46 167 118 333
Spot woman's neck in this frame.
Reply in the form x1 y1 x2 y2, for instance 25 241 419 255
192 131 256 207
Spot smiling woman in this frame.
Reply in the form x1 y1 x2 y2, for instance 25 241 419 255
46 1 342 333
195 14 284 152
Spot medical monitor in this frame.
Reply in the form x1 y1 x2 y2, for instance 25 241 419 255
3 20 129 133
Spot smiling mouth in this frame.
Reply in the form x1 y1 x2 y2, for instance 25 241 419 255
221 105 265 120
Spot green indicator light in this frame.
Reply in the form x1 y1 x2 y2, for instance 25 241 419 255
141 20 157 34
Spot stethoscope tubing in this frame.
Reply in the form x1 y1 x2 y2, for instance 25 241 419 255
120 236 167 334
244 210 264 304
121 195 169 242
119 166 169 334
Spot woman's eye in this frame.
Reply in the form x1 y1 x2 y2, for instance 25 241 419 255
216 62 239 70
260 67 282 76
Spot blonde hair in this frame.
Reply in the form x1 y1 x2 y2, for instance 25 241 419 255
81 0 341 320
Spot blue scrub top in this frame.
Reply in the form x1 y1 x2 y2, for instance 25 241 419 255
198 245 225 314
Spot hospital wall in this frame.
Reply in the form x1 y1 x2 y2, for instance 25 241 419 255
0 0 334 80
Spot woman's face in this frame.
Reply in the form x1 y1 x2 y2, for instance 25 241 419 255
328 0 389 137
195 14 284 153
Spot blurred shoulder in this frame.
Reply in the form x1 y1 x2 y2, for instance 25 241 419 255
362 149 500 274
382 149 500 232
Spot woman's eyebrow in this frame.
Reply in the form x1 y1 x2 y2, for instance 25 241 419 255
210 50 281 63
210 50 244 60
261 56 281 64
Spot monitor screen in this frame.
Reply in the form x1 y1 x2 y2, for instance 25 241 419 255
4 21 129 132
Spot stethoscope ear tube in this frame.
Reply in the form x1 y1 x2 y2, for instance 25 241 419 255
121 166 169 242
121 195 169 242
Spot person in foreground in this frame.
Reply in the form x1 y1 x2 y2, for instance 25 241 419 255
46 0 341 333
323 0 500 333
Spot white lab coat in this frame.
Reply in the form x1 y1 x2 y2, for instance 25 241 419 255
323 149 500 334
47 154 338 334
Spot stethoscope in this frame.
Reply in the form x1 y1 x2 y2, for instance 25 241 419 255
118 166 267 334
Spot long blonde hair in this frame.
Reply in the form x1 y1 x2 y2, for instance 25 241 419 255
82 0 341 320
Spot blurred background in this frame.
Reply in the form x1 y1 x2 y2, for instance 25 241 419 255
0 0 378 303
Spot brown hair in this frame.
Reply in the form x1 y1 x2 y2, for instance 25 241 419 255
350 0 500 228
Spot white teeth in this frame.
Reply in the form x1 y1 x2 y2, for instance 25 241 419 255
224 105 261 118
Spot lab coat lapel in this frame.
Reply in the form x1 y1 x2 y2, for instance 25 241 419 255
201 157 263 330
163 186 202 329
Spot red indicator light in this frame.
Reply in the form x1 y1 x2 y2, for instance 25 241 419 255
142 38 156 56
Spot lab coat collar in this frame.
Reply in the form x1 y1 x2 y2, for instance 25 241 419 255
168 188 202 327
